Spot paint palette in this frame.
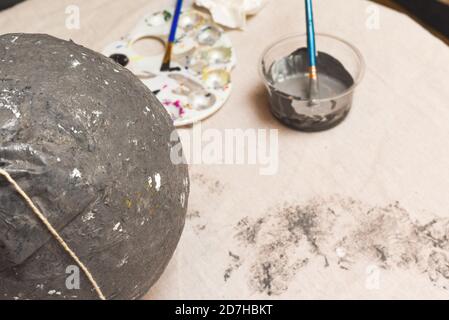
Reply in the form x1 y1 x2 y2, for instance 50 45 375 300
103 9 236 127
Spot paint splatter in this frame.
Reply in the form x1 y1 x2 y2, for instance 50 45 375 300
154 173 161 191
235 217 265 246
185 174 223 235
71 59 81 68
186 210 200 220
163 99 185 117
113 222 124 232
117 255 129 267
81 211 95 222
227 195 449 296
48 290 61 296
185 209 207 234
191 173 224 195
224 251 242 282
0 88 22 119
180 192 186 207
70 168 82 179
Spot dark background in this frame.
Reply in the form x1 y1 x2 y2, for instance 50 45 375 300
374 0 449 41
399 0 449 39
0 0 448 42
0 0 25 10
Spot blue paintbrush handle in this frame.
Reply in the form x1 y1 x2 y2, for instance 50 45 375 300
305 0 317 68
168 0 183 44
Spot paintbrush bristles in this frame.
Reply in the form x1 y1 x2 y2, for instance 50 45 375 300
160 0 184 72
160 43 174 72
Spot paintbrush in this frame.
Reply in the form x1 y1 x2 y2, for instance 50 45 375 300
161 0 184 72
305 0 319 105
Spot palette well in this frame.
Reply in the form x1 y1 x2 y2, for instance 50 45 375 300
103 9 236 127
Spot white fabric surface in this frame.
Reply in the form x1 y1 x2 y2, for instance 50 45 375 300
1 0 449 299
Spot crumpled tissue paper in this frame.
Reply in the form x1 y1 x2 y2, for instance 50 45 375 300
195 0 268 29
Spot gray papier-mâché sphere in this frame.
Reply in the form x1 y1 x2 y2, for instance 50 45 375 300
0 33 189 300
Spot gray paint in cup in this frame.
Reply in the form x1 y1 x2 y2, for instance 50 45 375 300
264 48 354 131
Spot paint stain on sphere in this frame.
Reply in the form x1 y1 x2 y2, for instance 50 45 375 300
109 53 130 67
0 33 189 300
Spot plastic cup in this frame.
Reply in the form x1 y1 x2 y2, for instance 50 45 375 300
259 33 365 131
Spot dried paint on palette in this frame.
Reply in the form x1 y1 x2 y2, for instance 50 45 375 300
225 195 449 296
103 9 236 127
